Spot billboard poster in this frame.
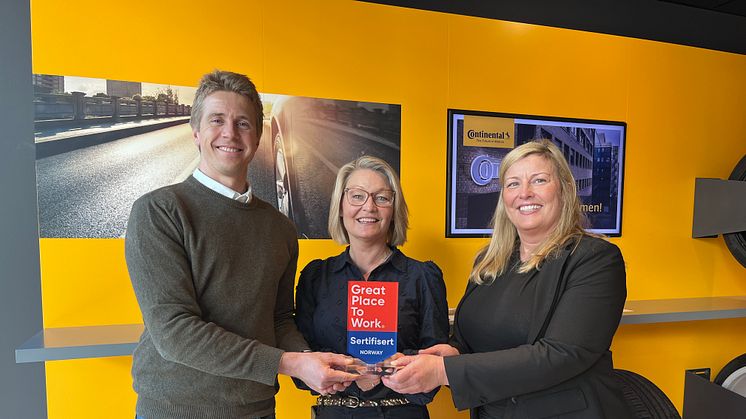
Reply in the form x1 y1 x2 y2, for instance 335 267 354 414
447 109 626 237
32 74 401 239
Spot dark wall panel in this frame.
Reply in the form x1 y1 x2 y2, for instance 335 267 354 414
0 0 48 417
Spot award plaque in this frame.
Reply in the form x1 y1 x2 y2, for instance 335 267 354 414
346 281 398 375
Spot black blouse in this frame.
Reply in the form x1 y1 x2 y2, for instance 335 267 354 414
457 257 539 353
294 246 449 404
455 255 540 418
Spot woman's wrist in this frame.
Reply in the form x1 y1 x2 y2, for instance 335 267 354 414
438 356 449 386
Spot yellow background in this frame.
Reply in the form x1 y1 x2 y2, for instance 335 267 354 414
31 0 746 417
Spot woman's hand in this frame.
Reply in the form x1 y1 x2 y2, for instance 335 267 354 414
355 373 381 392
419 344 459 357
381 354 448 394
386 352 405 362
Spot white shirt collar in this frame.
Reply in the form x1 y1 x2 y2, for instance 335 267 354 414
192 169 252 204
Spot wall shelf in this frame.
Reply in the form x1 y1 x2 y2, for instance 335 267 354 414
16 296 746 363
15 324 142 363
620 296 746 325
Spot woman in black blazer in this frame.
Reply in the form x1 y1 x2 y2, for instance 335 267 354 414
383 139 632 418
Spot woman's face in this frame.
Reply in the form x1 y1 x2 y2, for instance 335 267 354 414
501 154 562 242
342 169 394 246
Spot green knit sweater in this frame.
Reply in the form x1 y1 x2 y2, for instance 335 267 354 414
125 176 308 419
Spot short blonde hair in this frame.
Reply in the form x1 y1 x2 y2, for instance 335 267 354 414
328 156 408 246
190 70 264 138
470 139 591 284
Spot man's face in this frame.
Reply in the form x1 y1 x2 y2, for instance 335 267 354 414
193 91 259 191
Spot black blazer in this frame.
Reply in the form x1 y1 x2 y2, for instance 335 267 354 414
445 236 633 419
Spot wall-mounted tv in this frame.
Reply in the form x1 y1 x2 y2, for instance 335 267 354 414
447 109 626 238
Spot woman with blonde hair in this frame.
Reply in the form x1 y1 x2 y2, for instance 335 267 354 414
295 155 449 419
384 140 632 419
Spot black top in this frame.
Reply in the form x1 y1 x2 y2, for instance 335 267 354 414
294 246 449 405
445 236 631 419
458 253 537 353
457 252 540 419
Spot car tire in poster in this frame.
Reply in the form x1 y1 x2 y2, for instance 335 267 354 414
714 353 746 397
273 129 295 217
723 155 746 268
270 97 305 231
613 369 681 419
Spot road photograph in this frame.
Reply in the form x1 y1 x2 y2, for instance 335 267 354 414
33 74 401 239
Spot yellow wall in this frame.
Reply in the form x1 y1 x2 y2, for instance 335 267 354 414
32 0 746 417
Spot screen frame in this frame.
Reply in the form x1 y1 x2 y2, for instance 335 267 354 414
446 108 627 238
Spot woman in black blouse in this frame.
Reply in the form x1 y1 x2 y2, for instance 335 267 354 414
383 140 632 419
294 155 449 419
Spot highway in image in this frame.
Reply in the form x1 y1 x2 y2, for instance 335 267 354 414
36 116 399 238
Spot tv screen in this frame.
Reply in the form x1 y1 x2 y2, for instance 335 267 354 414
447 109 626 237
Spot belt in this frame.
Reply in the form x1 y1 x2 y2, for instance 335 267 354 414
316 395 410 408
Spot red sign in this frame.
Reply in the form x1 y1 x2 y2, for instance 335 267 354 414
347 281 398 364
347 281 398 332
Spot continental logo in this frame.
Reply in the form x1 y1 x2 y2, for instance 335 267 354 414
463 115 515 149
470 155 500 186
467 130 511 140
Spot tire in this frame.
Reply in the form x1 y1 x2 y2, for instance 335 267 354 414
723 155 746 268
714 353 746 397
272 121 304 230
273 130 294 217
613 369 681 419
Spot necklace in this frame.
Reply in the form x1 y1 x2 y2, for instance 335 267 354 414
361 248 392 280
378 248 393 264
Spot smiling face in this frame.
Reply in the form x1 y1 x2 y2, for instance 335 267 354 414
341 169 394 246
192 90 259 192
501 154 562 243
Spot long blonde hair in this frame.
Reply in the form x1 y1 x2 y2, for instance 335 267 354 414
469 139 591 284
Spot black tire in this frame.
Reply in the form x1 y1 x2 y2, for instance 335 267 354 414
714 353 746 397
613 369 681 419
723 155 746 268
271 120 305 232
273 130 295 217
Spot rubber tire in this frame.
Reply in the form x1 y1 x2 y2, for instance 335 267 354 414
613 369 681 419
723 155 746 268
271 118 306 234
714 353 746 397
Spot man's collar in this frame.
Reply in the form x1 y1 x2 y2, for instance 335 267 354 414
193 169 252 203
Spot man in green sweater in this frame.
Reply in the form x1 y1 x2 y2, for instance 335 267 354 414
126 70 355 419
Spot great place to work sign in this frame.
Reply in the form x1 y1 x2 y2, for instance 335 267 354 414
347 281 398 365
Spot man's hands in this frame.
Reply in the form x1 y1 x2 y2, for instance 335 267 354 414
279 352 357 395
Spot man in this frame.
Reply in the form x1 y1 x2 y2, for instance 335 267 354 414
126 70 354 419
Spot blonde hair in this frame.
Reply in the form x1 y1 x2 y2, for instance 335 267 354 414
469 139 592 284
328 156 408 246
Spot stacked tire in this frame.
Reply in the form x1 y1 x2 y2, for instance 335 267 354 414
715 353 746 398
613 369 680 419
724 155 746 268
